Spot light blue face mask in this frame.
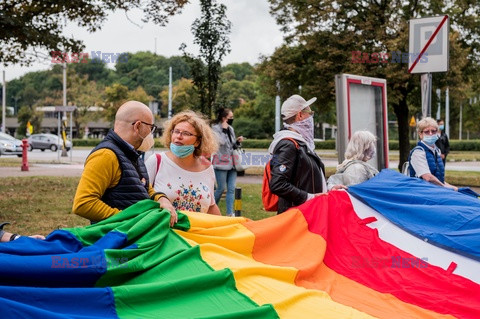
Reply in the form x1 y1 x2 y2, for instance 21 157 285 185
423 134 439 145
439 125 445 131
170 143 195 158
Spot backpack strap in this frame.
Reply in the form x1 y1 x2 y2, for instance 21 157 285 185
153 153 162 187
269 137 301 184
407 146 424 177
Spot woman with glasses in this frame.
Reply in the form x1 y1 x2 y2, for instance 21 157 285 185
145 111 221 215
407 117 457 191
211 108 244 217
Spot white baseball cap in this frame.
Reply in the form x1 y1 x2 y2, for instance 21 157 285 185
281 95 317 120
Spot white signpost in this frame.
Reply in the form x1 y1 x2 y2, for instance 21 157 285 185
409 15 449 118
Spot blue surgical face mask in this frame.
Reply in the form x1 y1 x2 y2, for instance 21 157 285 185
423 134 439 145
439 124 444 131
170 143 195 158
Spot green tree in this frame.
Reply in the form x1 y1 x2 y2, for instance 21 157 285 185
265 0 480 169
68 72 104 138
159 78 200 115
180 0 231 118
72 59 116 86
217 78 257 109
101 83 152 124
0 0 189 65
102 83 130 123
222 63 254 81
115 52 190 98
17 106 43 138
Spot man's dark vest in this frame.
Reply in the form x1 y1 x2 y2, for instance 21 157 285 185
408 141 445 183
90 129 150 210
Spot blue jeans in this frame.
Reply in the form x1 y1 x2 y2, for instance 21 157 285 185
214 168 237 215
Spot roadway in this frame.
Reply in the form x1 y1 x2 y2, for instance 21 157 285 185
19 148 480 172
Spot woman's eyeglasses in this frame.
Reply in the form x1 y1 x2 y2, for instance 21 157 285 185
171 129 198 137
422 129 438 135
132 121 157 133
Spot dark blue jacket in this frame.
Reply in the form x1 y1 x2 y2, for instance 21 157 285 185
408 141 445 183
90 130 150 210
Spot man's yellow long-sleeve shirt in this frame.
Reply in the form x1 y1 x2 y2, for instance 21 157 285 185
72 149 162 221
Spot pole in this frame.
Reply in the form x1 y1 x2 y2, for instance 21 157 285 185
445 87 450 138
435 88 441 120
168 66 172 119
275 81 281 133
234 187 242 217
2 71 5 133
61 63 68 157
69 111 73 162
459 102 462 140
57 112 61 162
420 73 432 118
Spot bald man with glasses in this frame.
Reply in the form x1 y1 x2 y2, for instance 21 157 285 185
73 101 177 226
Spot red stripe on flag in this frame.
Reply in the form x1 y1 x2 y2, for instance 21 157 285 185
297 191 480 318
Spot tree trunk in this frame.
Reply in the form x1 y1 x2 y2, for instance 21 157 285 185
393 96 410 171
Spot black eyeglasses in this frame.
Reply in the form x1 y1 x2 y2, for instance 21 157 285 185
132 121 157 133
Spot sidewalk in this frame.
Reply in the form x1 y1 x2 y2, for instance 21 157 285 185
0 164 266 184
0 163 85 178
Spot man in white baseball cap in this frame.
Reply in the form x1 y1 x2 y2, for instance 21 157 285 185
266 94 330 214
281 94 317 121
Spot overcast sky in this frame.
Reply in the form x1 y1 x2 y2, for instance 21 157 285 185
3 0 284 81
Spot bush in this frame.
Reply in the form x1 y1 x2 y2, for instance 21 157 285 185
449 140 480 151
72 139 102 147
233 117 271 139
389 140 480 151
73 138 480 151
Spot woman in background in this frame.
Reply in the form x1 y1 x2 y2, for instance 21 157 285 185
211 108 243 216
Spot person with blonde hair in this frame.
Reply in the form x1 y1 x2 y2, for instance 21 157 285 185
145 111 221 215
407 117 457 191
327 130 378 190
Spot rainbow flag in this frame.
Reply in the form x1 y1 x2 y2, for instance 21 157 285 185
0 170 479 318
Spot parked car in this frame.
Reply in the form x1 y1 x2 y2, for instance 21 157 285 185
0 132 23 157
28 133 72 152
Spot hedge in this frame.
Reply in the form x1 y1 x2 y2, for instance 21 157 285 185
72 138 480 151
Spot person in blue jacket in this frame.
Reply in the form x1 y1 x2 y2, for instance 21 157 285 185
408 117 457 191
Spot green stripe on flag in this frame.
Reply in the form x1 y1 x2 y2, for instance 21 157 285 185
66 200 279 318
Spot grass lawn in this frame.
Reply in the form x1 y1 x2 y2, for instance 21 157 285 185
0 176 269 237
0 177 88 236
1 166 479 237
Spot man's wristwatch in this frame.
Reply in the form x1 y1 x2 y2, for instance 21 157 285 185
9 233 20 241
0 222 10 241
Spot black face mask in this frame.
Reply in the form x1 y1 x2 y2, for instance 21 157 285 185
227 118 234 125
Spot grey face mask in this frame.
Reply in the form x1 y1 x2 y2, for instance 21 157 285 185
284 116 315 150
